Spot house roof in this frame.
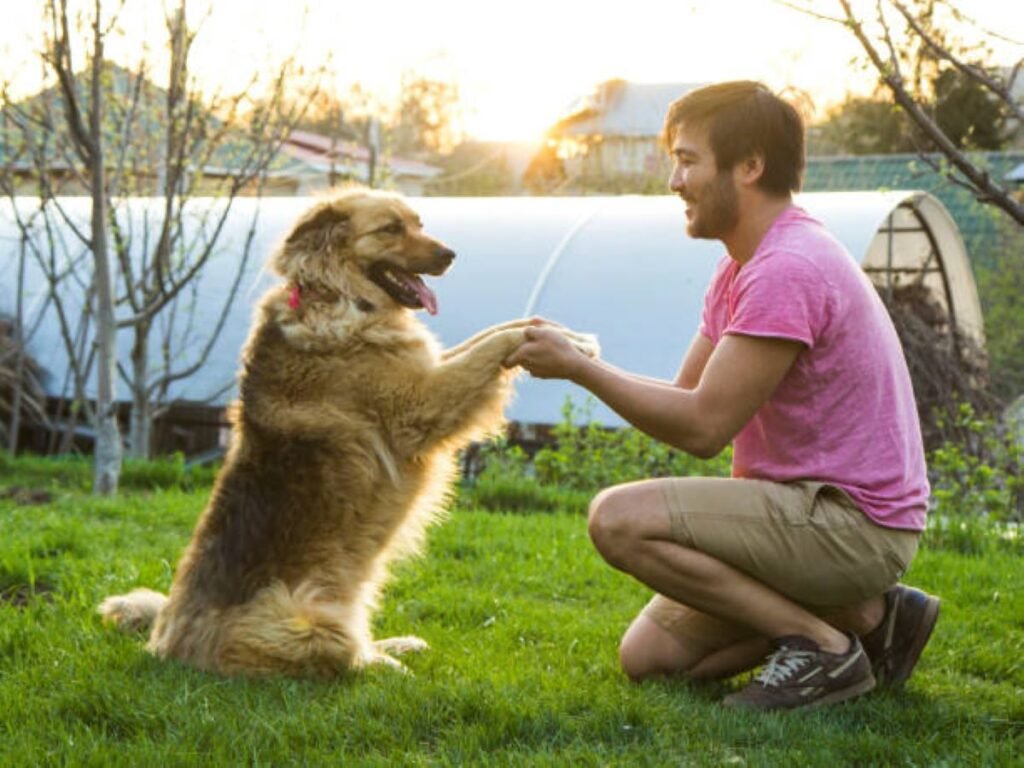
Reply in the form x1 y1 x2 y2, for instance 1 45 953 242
281 130 441 179
804 151 1024 269
548 80 706 139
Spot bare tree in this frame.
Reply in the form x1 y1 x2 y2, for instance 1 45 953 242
0 0 322 488
781 0 1024 226
42 0 123 492
108 4 319 460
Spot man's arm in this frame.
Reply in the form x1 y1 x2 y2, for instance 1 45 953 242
674 333 715 390
506 327 802 458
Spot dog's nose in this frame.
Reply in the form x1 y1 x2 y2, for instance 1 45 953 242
436 247 456 264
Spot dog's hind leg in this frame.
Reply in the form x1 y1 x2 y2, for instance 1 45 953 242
213 581 412 677
98 588 168 633
375 635 429 656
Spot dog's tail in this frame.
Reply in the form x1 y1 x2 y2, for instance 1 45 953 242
216 581 373 677
98 588 168 633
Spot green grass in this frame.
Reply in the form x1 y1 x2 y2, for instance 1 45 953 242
1 465 1022 766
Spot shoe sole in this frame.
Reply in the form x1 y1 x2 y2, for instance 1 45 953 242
806 673 877 709
886 595 940 689
722 673 877 711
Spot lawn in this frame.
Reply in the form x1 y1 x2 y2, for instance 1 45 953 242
1 464 1022 766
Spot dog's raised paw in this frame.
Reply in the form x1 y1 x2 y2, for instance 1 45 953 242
570 332 601 359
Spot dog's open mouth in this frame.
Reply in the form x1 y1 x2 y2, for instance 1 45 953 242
368 262 439 315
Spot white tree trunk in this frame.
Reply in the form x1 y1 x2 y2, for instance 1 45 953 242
91 184 122 494
88 13 122 494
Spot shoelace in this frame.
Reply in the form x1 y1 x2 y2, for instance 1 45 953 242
754 646 816 687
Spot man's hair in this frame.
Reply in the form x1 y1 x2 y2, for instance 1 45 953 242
661 81 805 195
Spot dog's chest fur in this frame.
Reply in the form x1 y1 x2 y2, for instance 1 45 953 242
182 301 448 606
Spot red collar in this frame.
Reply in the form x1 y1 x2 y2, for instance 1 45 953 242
287 283 375 313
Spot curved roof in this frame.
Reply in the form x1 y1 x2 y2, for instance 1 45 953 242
0 191 981 427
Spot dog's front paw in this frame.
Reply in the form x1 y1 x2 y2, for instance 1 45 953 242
567 332 600 359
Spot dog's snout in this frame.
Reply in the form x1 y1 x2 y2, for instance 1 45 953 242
436 246 456 264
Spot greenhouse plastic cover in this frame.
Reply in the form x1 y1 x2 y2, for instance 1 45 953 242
0 191 975 426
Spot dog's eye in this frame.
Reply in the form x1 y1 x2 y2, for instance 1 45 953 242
381 221 405 236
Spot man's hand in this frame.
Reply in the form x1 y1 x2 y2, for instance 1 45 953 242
504 324 590 381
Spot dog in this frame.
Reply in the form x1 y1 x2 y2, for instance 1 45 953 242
98 189 598 677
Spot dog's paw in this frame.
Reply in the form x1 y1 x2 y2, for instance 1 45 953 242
374 635 429 657
567 331 600 359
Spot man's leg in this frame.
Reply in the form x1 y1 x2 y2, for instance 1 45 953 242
619 595 889 683
619 610 771 682
588 480 855 655
588 477 899 709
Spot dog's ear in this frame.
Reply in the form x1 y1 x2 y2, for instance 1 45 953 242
285 205 350 253
273 203 351 278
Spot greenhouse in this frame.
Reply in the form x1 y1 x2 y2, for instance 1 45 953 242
0 191 982 432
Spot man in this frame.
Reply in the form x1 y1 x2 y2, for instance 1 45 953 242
504 81 939 711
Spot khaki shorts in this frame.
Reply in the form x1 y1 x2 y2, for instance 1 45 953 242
641 477 920 650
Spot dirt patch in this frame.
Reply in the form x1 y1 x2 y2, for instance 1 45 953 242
0 581 55 608
0 486 54 506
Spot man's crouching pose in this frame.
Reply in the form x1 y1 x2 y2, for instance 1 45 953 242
505 81 939 711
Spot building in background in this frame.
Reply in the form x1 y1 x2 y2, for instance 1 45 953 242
535 80 705 192
280 130 441 196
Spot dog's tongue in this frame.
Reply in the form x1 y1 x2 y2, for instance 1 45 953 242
408 275 438 315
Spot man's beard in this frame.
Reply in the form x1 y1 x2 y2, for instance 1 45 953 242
686 171 739 240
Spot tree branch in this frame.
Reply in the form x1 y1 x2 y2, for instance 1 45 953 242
836 0 1024 226
891 0 1023 120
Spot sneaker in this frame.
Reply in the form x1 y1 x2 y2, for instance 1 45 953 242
861 584 940 688
722 633 875 711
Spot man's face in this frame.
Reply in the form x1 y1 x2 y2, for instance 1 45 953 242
668 124 739 240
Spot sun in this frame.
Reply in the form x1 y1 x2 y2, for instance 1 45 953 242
461 98 554 144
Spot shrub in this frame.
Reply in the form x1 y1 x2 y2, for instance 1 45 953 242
923 403 1023 555
532 398 731 491
463 397 730 513
927 403 1022 523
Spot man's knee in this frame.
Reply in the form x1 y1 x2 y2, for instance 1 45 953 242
618 615 694 682
587 488 636 568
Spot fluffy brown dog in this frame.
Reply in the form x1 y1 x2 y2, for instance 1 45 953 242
98 189 598 677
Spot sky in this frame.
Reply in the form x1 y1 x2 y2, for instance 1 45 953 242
1 0 1020 142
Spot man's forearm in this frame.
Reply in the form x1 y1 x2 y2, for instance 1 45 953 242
569 357 722 458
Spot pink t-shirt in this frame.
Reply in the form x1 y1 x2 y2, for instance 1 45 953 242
699 206 929 530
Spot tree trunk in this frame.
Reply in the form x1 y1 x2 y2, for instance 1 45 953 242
127 324 152 460
88 27 122 494
92 186 122 493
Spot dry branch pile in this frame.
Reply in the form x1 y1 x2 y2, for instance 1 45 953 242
882 284 999 451
0 316 49 448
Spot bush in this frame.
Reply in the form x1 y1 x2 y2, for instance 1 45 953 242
923 403 1023 555
463 398 730 513
927 403 1022 523
533 398 731 491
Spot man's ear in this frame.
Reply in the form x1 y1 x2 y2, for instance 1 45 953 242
284 204 350 254
737 153 766 187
